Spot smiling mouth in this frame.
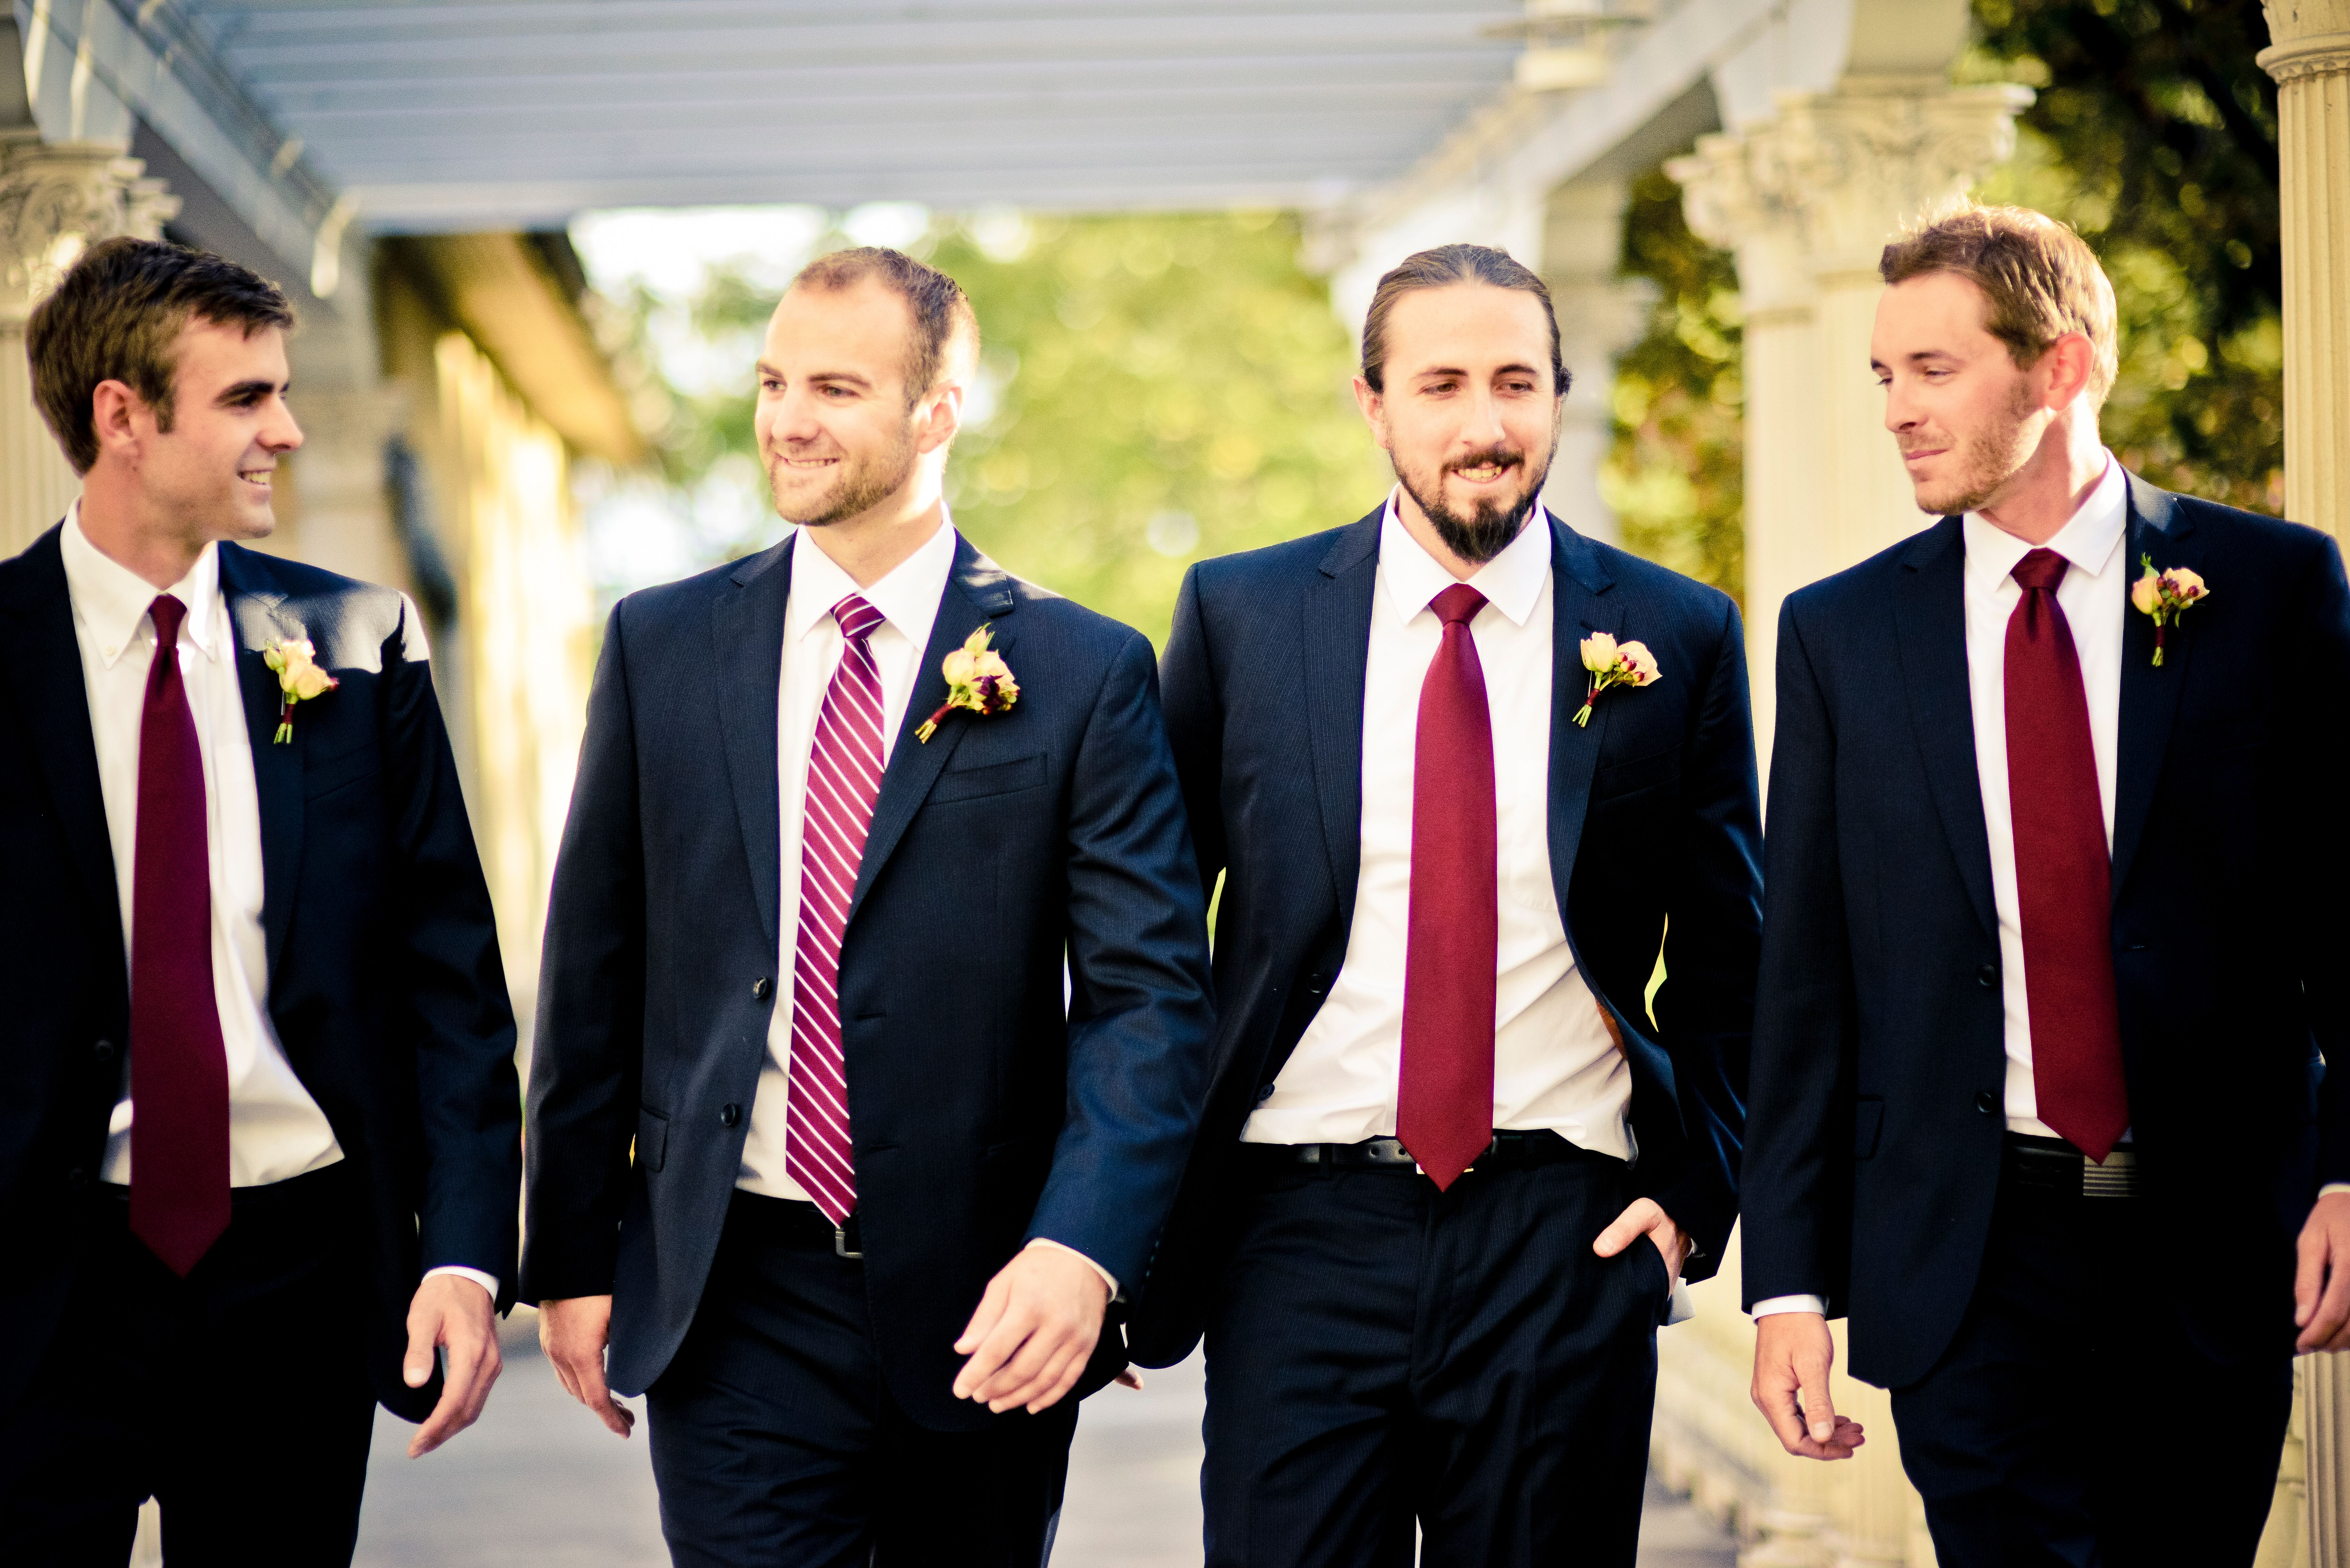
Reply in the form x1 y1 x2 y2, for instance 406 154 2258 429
776 455 839 472
1900 447 1947 463
239 469 274 491
1452 461 1515 484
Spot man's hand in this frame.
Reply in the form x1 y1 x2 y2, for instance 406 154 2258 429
2296 1192 2350 1352
1591 1195 1691 1279
951 1246 1111 1415
1752 1312 1867 1460
402 1273 502 1458
540 1295 636 1437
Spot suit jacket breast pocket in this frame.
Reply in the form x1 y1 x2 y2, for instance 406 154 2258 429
929 751 1046 805
1592 743 1680 803
303 741 383 802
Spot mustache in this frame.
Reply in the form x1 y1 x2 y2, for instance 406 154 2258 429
1445 445 1525 474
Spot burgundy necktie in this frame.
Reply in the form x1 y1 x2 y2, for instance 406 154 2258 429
128 595 231 1275
1399 584 1497 1190
787 595 887 1224
2005 549 2129 1161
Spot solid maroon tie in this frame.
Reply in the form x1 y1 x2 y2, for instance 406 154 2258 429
128 595 231 1275
1399 583 1497 1190
2005 549 2129 1162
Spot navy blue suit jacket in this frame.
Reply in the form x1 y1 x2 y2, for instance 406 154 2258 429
522 531 1215 1431
0 527 520 1423
1743 474 2350 1388
1126 506 1763 1368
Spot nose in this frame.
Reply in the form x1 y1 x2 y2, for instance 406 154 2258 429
763 385 824 445
1881 374 1918 434
1462 383 1508 447
266 396 304 453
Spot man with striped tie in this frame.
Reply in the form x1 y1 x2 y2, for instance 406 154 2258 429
524 247 1215 1566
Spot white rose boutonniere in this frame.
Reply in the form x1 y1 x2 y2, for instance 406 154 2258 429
261 637 339 743
916 624 1020 743
1573 631 1659 728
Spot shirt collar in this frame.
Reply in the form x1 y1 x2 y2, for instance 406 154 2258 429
1961 452 2128 593
58 497 225 668
785 507 959 645
1377 486 1553 627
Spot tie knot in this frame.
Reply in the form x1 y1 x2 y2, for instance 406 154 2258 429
148 594 186 646
832 594 885 643
1431 584 1487 628
2012 549 2069 594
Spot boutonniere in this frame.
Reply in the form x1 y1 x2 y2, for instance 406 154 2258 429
1574 632 1659 727
2129 555 2209 667
261 637 338 743
916 624 1020 742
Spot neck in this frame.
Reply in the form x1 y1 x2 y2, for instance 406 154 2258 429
76 468 211 590
1392 485 1522 582
798 478 946 589
1975 410 2107 547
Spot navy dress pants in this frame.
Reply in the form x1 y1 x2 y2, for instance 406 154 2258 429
646 1189 1080 1568
1890 1173 2295 1568
0 1165 378 1568
1202 1150 1669 1568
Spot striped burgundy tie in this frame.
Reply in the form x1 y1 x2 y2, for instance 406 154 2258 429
788 594 889 1224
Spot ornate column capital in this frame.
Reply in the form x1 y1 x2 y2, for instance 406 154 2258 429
2258 0 2350 82
0 135 180 326
1665 130 1811 317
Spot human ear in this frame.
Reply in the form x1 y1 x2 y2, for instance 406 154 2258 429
2041 332 2096 410
89 379 145 461
1351 376 1391 452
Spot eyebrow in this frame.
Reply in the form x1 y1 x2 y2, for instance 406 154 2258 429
756 362 874 389
1410 361 1545 381
1869 350 1961 372
214 379 284 405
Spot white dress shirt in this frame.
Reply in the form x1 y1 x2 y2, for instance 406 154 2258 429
60 502 493 1298
1241 492 1632 1160
734 515 1114 1290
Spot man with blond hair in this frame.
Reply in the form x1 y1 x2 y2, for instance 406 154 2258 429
1743 201 2350 1564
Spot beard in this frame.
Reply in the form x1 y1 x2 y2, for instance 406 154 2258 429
1393 438 1555 566
1907 378 2042 516
768 422 919 528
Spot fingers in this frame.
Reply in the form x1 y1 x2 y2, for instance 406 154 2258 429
1592 1197 1662 1259
540 1297 634 1438
2301 1240 2350 1354
1750 1344 1812 1455
1752 1314 1859 1461
573 1359 638 1438
1114 1368 1145 1391
951 1276 1019 1400
2297 1224 2327 1336
402 1303 440 1391
409 1328 502 1458
1797 1361 1841 1447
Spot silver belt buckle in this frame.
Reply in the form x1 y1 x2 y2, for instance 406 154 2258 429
2083 1148 2139 1199
834 1225 863 1260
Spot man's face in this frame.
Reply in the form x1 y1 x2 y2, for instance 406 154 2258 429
1357 283 1561 565
1871 271 2050 516
131 320 301 542
754 279 941 528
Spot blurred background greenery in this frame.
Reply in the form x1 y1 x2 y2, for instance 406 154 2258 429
579 0 2282 642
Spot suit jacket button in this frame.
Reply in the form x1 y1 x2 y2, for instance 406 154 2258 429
1256 1083 1276 1103
1976 964 1998 989
752 977 771 1001
720 1104 741 1128
93 1039 117 1065
1975 1091 1997 1116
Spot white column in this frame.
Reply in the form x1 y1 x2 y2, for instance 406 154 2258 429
1540 178 1655 548
0 126 178 554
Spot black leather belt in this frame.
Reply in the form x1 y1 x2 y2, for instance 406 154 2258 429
2004 1133 2140 1199
1245 1128 1611 1175
733 1189 863 1257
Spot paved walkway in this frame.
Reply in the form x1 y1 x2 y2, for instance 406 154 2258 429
352 1308 1735 1566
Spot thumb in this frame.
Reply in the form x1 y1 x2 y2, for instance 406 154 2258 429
1800 1365 1838 1444
403 1310 439 1388
954 1275 1011 1354
1591 1215 1641 1258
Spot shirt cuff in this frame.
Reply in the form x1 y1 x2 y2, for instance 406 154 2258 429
1751 1293 1827 1319
426 1265 500 1302
2323 1184 2350 1201
1024 1237 1120 1302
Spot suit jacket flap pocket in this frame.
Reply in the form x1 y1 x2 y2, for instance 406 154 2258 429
930 751 1046 805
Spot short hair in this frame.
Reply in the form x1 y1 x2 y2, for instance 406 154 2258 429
1879 201 2119 406
788 246 979 404
1359 243 1570 397
26 236 296 475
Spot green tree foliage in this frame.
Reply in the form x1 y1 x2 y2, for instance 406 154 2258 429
1603 168 1746 604
1967 0 2283 515
625 212 1389 646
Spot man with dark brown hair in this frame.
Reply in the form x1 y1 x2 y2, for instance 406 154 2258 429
0 236 520 1562
1129 242 1762 1567
1743 201 2350 1564
524 246 1214 1565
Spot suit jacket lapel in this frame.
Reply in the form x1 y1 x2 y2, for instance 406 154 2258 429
709 536 795 951
1545 512 1618 914
0 527 121 956
217 545 308 978
845 537 1018 927
1894 516 2000 942
2110 473 2196 903
1301 510 1380 931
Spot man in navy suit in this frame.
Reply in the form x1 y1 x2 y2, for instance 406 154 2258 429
1743 203 2350 1565
0 239 519 1562
1127 243 1763 1567
523 247 1215 1566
